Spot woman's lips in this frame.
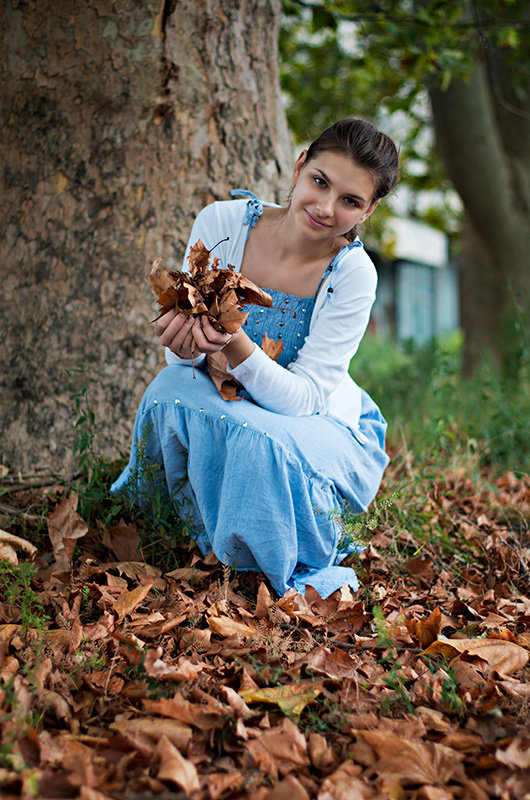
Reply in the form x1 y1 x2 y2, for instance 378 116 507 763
305 210 331 229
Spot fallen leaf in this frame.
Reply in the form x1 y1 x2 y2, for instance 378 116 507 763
256 581 275 618
47 493 89 573
144 692 228 729
239 679 322 719
208 614 256 638
404 606 442 649
34 687 72 723
0 530 37 565
110 716 192 750
102 522 140 561
495 738 530 769
207 772 244 799
268 774 311 800
357 730 466 787
421 634 529 675
308 731 338 771
112 582 153 621
112 561 162 581
317 760 367 800
246 718 309 779
156 733 200 793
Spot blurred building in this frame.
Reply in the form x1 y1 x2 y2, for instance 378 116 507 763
368 217 459 342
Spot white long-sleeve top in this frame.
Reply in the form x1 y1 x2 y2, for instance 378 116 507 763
165 197 377 433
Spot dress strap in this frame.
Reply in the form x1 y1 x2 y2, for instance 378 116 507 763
230 189 263 228
311 240 363 302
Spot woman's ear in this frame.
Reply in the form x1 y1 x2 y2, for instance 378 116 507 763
360 198 379 223
292 150 308 185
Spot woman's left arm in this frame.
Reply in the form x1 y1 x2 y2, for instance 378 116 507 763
223 250 377 416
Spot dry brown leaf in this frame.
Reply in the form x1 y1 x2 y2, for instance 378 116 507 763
47 493 89 573
144 692 228 730
317 760 368 800
495 738 530 769
102 523 140 561
207 351 243 401
156 733 200 793
150 240 272 333
308 731 338 771
208 772 244 799
0 530 37 565
357 730 466 787
110 716 192 750
246 718 309 779
112 582 153 621
112 560 163 582
421 634 529 675
268 774 311 800
149 256 175 295
34 687 72 723
261 332 285 362
256 581 275 618
208 614 256 638
298 646 359 681
404 607 442 649
220 685 254 719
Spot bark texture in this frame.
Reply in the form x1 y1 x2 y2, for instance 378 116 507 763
0 0 291 472
430 52 530 373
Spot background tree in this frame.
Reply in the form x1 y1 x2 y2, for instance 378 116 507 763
281 0 530 373
0 0 291 473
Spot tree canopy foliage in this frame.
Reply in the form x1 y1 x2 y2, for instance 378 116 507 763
280 0 530 370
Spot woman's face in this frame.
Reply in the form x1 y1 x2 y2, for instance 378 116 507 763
290 150 378 241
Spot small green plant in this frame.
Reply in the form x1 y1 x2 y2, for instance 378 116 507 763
0 560 49 638
372 605 416 716
0 675 44 771
339 491 399 556
441 664 466 715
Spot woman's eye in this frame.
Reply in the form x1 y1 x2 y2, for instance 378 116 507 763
344 197 358 207
314 176 326 187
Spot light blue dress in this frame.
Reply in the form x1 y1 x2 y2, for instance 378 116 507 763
112 196 389 598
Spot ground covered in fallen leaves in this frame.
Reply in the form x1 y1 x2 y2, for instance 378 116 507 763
0 461 529 800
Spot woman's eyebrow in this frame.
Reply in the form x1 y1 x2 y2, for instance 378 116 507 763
314 168 367 205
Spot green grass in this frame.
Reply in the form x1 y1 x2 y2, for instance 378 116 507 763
350 331 530 475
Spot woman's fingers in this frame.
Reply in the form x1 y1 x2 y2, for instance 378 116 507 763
157 313 196 357
155 311 232 357
192 316 233 352
153 308 177 337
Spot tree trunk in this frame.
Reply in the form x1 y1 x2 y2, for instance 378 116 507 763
0 0 291 473
429 57 530 374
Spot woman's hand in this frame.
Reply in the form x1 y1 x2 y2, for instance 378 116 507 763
153 309 233 359
191 314 235 354
154 309 197 359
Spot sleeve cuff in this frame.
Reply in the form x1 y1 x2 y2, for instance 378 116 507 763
226 343 267 380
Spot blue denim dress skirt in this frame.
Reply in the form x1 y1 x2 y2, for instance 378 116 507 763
112 287 389 598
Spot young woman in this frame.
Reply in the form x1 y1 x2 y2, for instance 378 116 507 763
112 118 399 598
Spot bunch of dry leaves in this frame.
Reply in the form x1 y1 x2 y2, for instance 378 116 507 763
0 463 529 800
149 240 283 401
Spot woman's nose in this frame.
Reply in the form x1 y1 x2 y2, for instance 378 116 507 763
317 199 334 217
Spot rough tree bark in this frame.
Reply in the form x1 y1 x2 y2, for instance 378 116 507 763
0 0 292 473
429 49 530 373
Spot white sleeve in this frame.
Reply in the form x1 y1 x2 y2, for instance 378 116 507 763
228 251 376 416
